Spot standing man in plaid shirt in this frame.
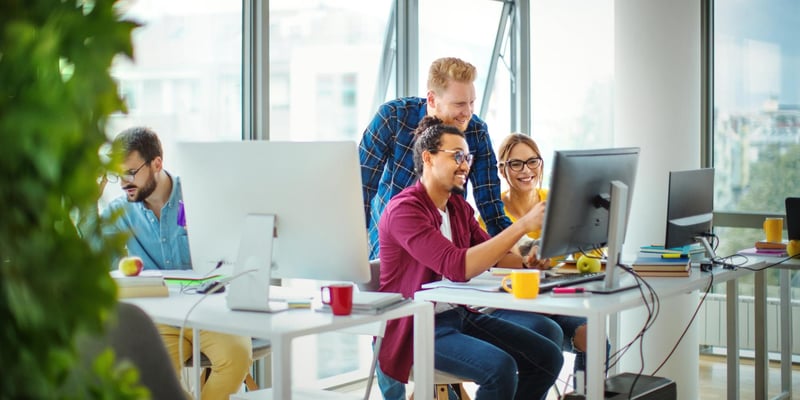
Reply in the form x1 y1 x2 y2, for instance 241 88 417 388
360 57 511 261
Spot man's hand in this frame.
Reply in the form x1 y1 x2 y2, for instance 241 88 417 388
522 243 551 270
517 201 546 233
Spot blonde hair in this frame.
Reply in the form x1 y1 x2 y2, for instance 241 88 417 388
427 57 477 94
496 133 544 190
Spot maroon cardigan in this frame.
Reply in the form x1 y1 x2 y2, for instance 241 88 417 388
377 181 491 382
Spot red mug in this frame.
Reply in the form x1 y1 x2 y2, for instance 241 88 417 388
320 283 353 316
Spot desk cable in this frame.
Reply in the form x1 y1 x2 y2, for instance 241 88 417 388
604 264 661 400
177 268 257 393
650 269 715 376
732 251 800 272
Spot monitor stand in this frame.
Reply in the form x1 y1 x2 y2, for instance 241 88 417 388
226 214 288 313
583 180 639 294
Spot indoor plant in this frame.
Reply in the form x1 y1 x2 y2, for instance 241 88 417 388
1 0 147 397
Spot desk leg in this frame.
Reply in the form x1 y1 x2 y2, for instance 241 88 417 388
726 279 739 400
271 335 290 400
779 269 791 399
193 328 202 400
754 269 768 400
413 303 434 400
585 313 606 400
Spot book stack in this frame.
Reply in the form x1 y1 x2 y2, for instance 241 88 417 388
631 252 692 277
319 291 408 315
639 243 705 256
739 241 788 257
110 270 169 298
755 240 788 256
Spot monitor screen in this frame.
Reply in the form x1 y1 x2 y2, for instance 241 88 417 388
538 147 640 294
539 147 640 259
664 168 714 249
175 141 371 284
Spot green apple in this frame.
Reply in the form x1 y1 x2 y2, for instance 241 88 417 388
788 240 800 257
576 255 602 273
118 256 144 276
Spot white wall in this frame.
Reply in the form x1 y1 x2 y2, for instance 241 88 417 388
615 0 702 398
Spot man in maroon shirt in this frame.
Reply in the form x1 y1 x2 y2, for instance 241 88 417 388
377 116 563 400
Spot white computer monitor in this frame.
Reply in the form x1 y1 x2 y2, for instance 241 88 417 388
538 147 640 294
175 141 371 310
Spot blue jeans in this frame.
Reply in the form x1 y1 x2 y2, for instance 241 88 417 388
491 310 610 382
378 307 562 400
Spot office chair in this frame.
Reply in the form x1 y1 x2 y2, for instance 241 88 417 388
361 259 473 400
77 302 188 400
186 338 272 391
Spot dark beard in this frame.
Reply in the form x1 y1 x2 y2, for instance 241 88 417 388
126 174 157 202
450 185 465 196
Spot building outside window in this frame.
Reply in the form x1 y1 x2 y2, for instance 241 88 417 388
713 0 800 301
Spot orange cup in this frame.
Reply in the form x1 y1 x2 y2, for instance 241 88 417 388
763 217 783 243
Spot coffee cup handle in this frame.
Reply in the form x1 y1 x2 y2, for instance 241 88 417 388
501 276 513 294
320 286 331 305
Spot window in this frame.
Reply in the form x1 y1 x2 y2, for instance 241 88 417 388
529 0 615 188
713 0 800 298
268 0 393 142
103 1 242 205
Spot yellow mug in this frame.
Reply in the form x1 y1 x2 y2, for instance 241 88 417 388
501 270 541 299
763 217 783 243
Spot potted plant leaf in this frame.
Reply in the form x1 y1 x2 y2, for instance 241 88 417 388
1 0 149 397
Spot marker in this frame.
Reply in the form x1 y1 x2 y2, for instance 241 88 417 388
551 287 591 297
661 253 688 259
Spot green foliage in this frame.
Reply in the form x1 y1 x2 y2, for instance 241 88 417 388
737 143 800 213
0 0 146 398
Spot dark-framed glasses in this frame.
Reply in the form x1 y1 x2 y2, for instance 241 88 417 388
502 157 542 172
107 160 149 183
438 149 474 166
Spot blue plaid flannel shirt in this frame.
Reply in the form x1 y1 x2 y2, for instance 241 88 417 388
359 97 512 259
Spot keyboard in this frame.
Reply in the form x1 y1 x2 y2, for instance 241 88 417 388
539 272 606 293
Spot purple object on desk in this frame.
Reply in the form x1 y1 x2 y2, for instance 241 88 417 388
177 200 186 227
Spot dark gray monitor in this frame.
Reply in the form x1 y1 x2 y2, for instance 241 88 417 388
664 168 715 250
538 147 640 294
786 197 800 240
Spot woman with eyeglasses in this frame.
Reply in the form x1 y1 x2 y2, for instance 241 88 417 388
480 133 609 391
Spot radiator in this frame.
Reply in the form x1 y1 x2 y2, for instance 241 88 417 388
698 293 800 354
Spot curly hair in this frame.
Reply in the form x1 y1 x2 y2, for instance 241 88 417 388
412 115 464 175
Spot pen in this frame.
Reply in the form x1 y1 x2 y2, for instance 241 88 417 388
661 253 688 259
551 287 591 297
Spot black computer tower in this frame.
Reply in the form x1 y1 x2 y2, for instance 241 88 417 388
564 373 676 400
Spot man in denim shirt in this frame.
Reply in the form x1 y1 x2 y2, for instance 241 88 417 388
360 57 512 261
102 127 251 400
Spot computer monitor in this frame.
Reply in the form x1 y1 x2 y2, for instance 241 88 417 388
786 197 800 241
538 147 640 294
176 141 371 311
664 168 715 258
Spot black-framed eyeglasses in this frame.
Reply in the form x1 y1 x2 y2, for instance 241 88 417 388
501 157 542 172
438 149 474 166
107 161 149 183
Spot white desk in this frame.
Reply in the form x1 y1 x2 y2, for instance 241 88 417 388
749 255 798 400
125 292 434 400
415 263 762 400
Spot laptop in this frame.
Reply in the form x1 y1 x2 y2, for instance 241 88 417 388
787 197 800 240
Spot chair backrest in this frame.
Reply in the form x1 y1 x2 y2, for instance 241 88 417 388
78 303 187 400
359 259 382 292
